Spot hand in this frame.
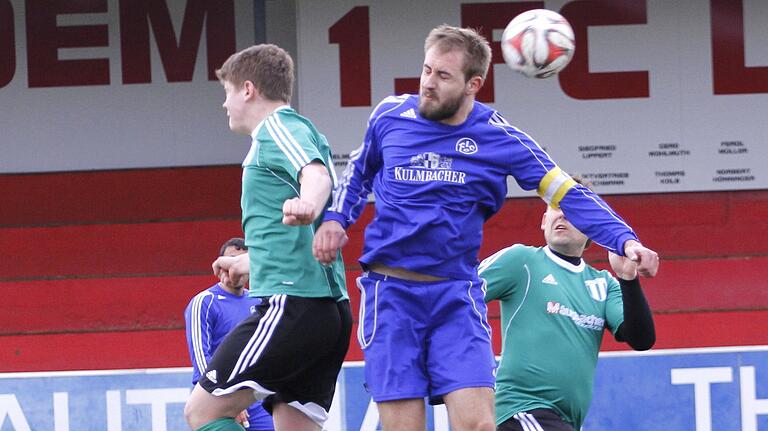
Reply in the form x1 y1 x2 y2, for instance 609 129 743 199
608 251 638 280
282 197 317 225
235 409 249 428
212 254 249 286
313 220 348 265
622 240 659 278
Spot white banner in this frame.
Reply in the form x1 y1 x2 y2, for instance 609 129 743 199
0 0 257 173
296 0 768 195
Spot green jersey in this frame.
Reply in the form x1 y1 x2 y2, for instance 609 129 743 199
241 106 347 300
480 245 624 429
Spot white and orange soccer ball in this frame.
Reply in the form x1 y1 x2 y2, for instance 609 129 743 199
501 9 575 79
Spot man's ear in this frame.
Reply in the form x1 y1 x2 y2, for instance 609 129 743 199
243 80 257 99
466 75 484 95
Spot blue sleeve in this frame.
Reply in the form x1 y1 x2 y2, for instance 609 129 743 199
184 292 215 385
558 185 638 255
492 111 639 255
324 97 402 228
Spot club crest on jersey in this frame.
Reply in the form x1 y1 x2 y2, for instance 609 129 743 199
456 137 478 155
584 277 608 301
410 152 452 169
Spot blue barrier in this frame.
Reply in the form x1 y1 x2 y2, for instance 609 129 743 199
1 347 766 430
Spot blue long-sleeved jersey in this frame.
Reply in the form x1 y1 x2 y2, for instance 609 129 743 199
184 283 273 430
324 95 638 279
184 283 260 385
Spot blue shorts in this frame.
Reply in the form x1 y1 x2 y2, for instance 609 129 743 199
356 271 495 402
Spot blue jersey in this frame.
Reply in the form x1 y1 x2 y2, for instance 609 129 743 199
184 284 273 431
184 283 260 383
325 95 638 279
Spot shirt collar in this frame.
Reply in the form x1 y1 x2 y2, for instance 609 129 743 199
251 104 291 140
544 246 585 273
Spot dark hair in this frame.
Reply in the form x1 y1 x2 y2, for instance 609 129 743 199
424 24 492 81
219 237 247 256
216 44 294 103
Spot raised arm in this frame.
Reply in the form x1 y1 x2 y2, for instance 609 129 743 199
493 112 655 266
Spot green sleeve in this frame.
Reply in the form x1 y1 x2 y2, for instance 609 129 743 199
258 113 324 181
479 245 524 302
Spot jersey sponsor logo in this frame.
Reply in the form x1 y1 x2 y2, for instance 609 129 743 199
585 277 608 301
546 301 605 331
400 108 417 118
217 295 226 299
542 274 558 285
205 369 218 384
393 152 467 184
456 137 478 155
250 305 257 314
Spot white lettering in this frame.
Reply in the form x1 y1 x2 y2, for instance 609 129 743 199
54 392 69 431
393 167 467 184
358 398 450 430
106 390 122 431
740 366 768 431
360 400 379 431
325 384 342 431
433 404 450 430
0 394 31 431
670 367 733 431
546 301 604 330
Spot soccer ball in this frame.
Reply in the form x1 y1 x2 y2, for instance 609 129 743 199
501 9 575 79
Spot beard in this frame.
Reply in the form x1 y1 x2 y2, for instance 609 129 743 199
418 90 464 122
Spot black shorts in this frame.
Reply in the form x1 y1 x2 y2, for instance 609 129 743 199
498 409 575 431
199 295 352 425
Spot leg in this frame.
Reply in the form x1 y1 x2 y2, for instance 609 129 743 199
184 384 258 430
443 387 495 431
272 403 320 431
377 398 426 431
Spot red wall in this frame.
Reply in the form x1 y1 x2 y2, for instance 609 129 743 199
1 166 767 372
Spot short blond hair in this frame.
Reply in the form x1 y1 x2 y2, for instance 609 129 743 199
424 24 492 81
216 44 293 103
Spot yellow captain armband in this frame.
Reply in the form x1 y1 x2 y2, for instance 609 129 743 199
537 167 577 209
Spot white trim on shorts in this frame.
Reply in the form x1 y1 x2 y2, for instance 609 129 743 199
356 275 380 349
288 400 329 427
514 412 545 431
227 294 287 382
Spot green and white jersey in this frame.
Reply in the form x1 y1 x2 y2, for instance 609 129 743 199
241 106 347 300
480 245 623 429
